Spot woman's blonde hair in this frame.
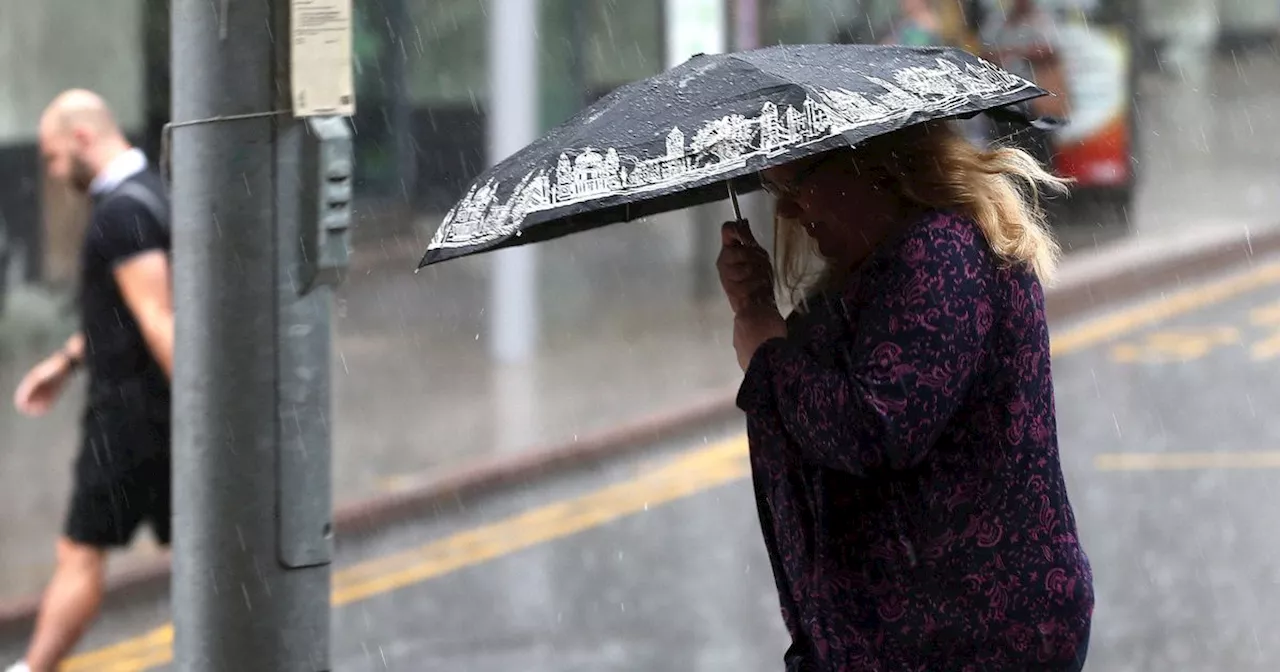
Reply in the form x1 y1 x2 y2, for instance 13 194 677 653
773 119 1068 306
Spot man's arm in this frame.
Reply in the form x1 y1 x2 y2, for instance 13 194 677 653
115 251 174 379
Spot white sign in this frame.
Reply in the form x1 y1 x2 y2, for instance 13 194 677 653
290 0 355 117
664 0 726 68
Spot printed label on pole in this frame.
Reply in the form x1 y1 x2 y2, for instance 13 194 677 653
290 0 355 117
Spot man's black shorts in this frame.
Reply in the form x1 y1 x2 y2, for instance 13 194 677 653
64 400 172 548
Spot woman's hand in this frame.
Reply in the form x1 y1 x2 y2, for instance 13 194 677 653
716 221 775 313
717 221 787 370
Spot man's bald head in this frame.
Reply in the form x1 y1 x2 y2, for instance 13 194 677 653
38 89 131 193
40 89 123 140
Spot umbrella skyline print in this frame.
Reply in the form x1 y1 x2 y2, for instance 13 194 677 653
420 45 1048 268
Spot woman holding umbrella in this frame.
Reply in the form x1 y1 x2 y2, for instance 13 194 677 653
419 42 1093 670
718 119 1093 670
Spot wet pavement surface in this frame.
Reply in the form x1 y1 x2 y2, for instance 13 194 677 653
7 254 1280 670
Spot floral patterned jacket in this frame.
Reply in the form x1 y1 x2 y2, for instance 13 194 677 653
738 210 1094 671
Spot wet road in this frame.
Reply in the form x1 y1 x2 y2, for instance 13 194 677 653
11 256 1280 671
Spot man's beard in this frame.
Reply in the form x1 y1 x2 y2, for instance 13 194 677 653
69 156 96 193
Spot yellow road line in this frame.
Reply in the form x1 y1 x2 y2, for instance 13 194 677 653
61 438 749 671
1049 262 1280 355
97 647 175 672
60 626 172 672
1109 326 1241 364
1096 450 1280 472
332 437 747 594
1250 300 1280 326
1251 332 1280 361
61 260 1280 670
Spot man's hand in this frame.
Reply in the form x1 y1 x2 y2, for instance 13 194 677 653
14 351 76 417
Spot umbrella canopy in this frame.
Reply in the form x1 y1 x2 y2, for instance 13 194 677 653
419 43 1048 268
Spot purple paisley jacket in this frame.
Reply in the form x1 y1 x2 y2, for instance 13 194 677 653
737 210 1093 671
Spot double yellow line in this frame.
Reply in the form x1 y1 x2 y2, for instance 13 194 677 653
61 260 1280 670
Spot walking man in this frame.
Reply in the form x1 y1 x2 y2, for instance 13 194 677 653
7 89 173 672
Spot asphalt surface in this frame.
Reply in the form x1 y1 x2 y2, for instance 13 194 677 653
6 254 1280 671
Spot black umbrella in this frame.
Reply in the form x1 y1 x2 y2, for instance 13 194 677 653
419 43 1050 268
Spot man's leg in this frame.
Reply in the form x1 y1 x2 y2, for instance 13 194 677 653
8 406 170 672
15 431 147 672
21 538 108 672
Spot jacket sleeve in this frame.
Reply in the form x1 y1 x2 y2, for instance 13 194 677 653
736 219 997 476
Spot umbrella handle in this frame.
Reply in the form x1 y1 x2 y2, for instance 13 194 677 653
725 182 757 248
726 182 751 239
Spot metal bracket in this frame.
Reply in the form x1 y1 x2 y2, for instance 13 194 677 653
299 116 353 293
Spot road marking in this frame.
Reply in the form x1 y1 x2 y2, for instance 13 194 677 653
1252 334 1280 361
61 260 1280 670
1249 300 1280 326
1096 450 1280 472
61 438 750 671
331 437 748 603
60 626 172 672
1049 262 1280 354
1251 299 1280 360
98 647 174 672
1109 327 1241 364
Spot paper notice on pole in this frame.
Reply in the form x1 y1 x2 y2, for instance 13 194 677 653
290 0 355 117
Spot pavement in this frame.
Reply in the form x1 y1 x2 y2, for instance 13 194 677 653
9 254 1280 670
0 49 1278 620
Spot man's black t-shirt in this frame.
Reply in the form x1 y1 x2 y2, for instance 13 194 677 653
78 169 171 411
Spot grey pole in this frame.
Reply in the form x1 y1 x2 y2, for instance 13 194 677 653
487 0 540 364
171 0 342 668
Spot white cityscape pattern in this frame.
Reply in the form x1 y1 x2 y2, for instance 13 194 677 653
428 57 1033 251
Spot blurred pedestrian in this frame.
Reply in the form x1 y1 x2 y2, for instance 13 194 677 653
717 119 1093 670
882 0 947 46
7 89 173 672
831 0 945 47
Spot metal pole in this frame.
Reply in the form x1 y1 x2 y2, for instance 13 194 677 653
171 0 334 669
488 0 540 364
